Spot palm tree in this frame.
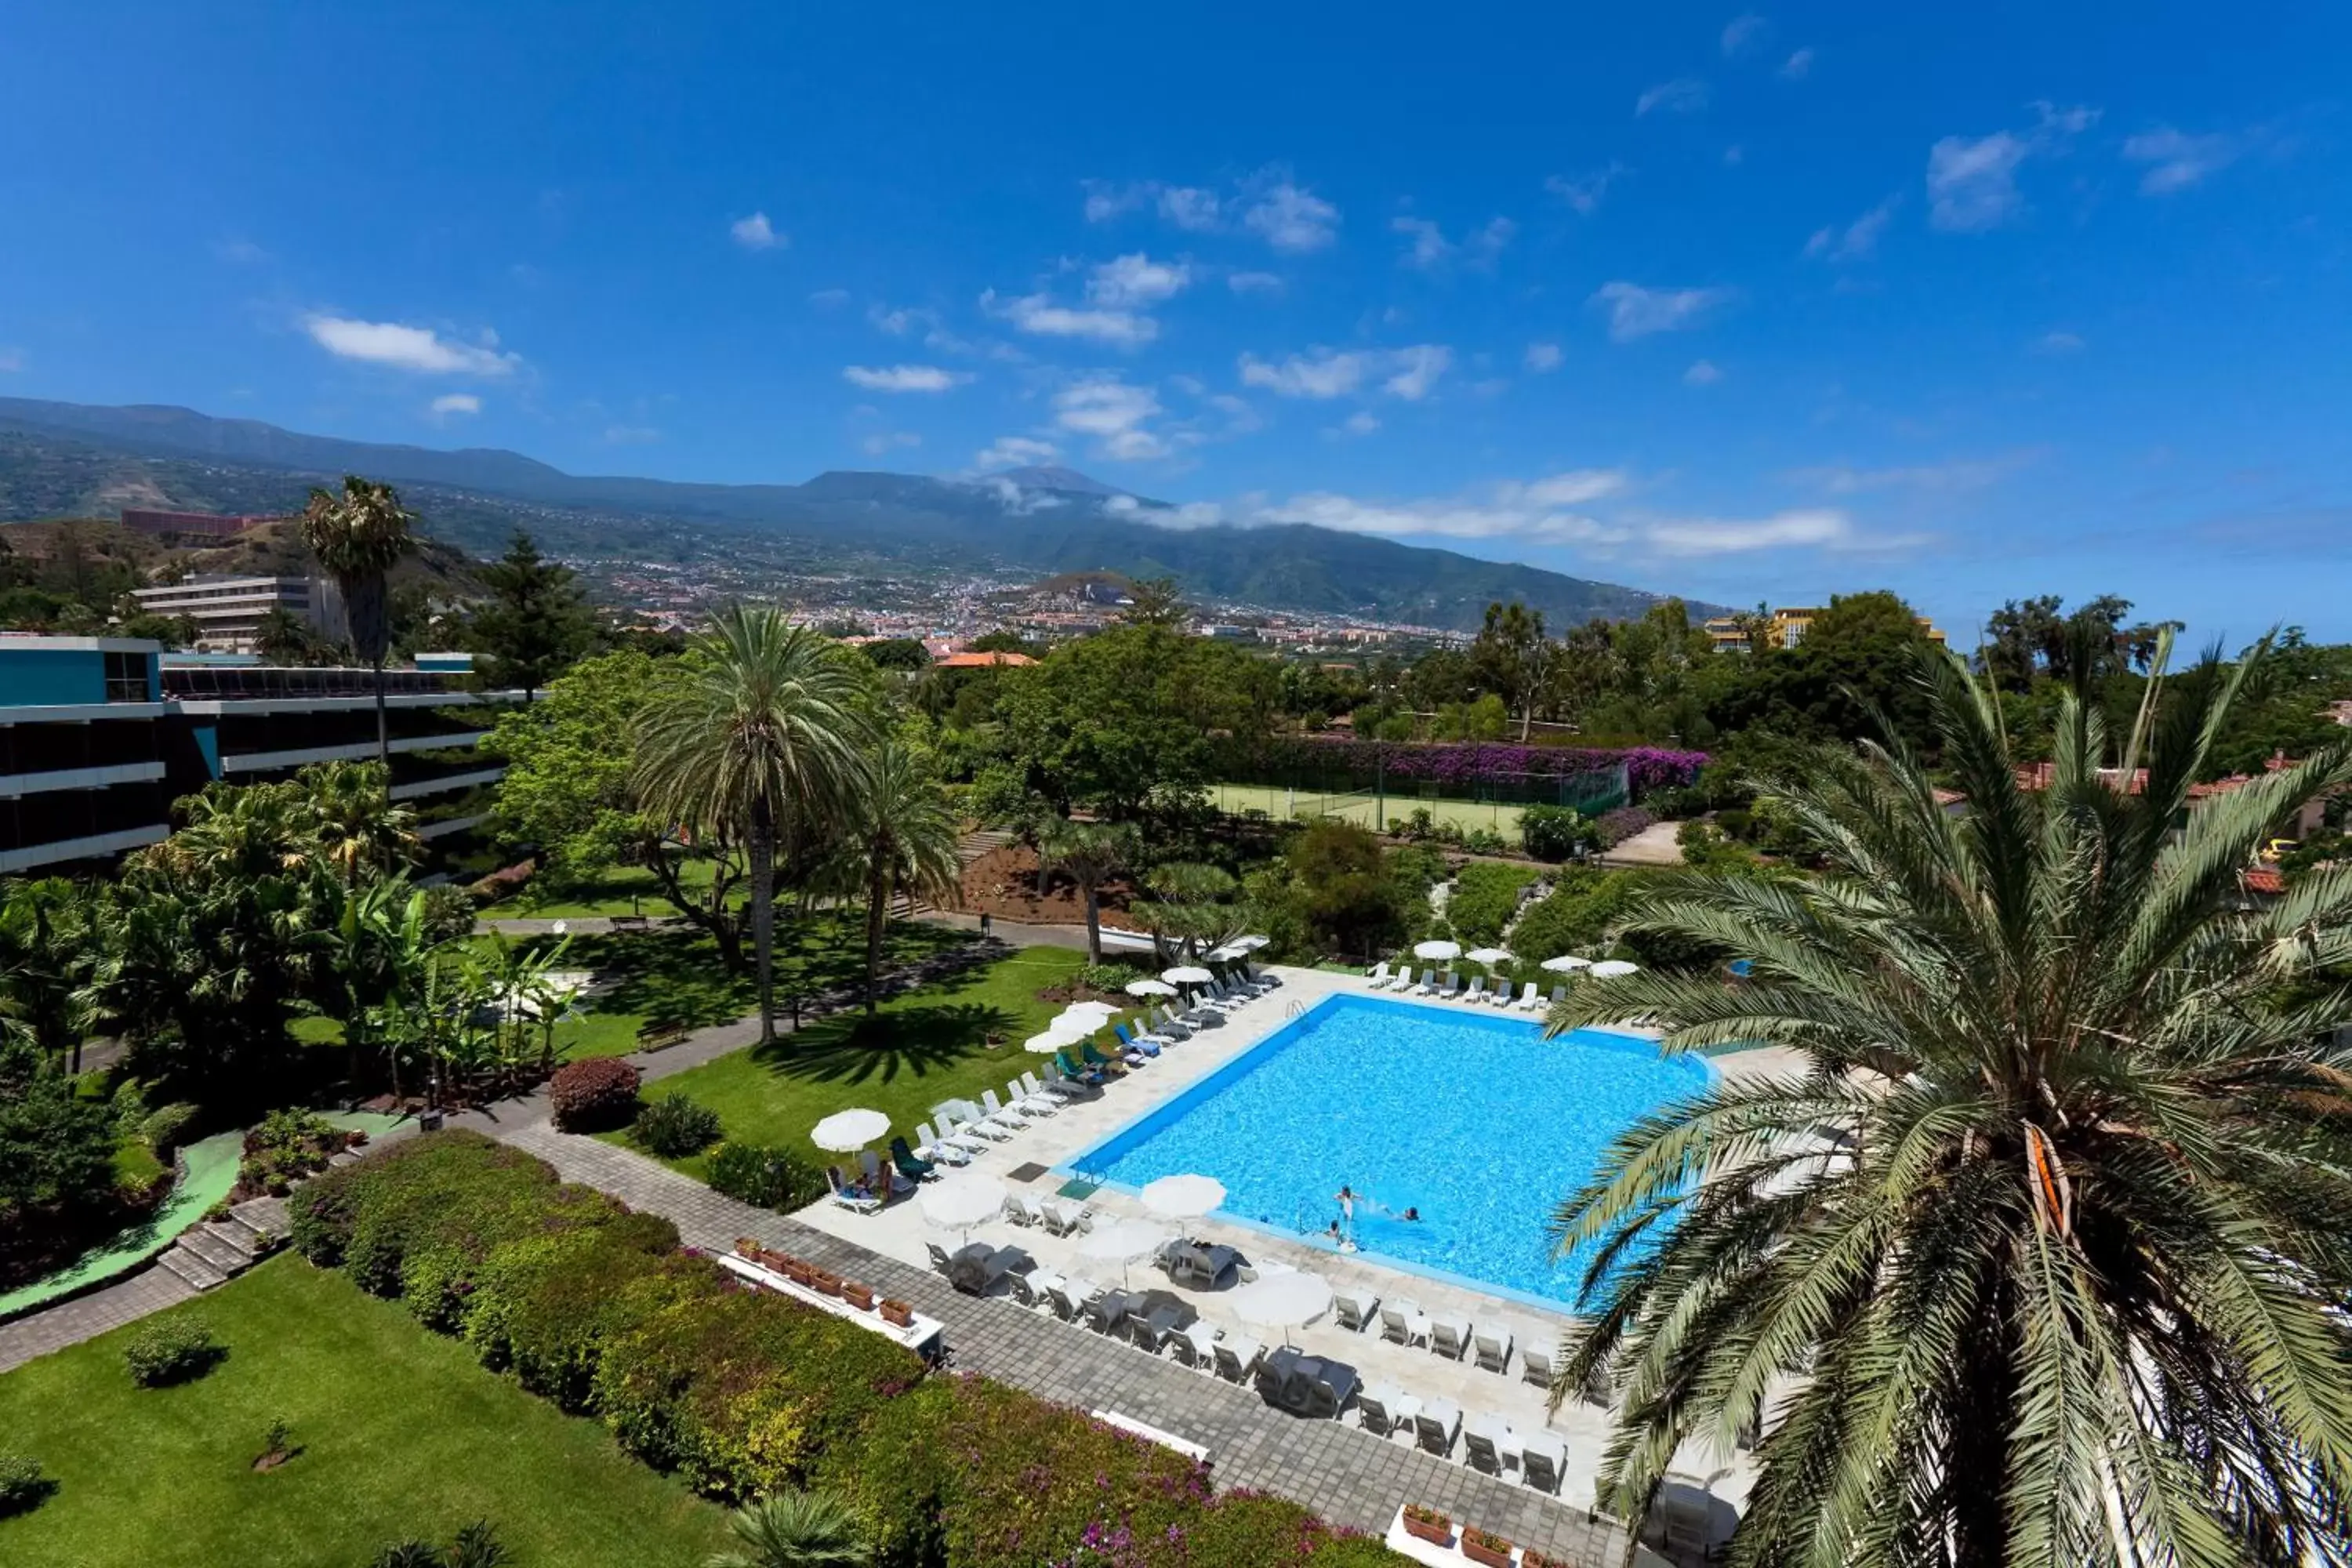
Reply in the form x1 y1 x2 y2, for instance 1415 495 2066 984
299 475 417 768
634 608 875 1044
704 1489 869 1568
1541 641 2352 1568
1039 818 1138 964
301 760 419 889
828 739 962 1014
0 878 93 1072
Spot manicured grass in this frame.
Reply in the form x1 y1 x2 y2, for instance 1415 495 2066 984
631 945 1096 1171
0 1255 728 1568
481 859 722 919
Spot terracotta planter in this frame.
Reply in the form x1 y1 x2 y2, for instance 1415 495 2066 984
810 1269 843 1297
842 1281 876 1310
782 1258 814 1286
1401 1509 1452 1547
735 1238 759 1258
1461 1533 1514 1567
879 1298 914 1327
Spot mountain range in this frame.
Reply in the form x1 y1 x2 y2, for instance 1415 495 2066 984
0 395 1722 630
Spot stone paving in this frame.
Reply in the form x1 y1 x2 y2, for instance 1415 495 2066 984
0 1266 196 1374
501 1121 1641 1566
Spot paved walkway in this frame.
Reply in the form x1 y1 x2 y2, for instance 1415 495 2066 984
502 1123 1639 1565
0 1267 195 1374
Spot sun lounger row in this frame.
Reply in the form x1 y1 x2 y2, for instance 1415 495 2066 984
1327 1287 1571 1390
1365 964 1566 1012
1355 1384 1570 1493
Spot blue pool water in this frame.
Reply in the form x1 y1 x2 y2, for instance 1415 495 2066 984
1070 994 1713 1306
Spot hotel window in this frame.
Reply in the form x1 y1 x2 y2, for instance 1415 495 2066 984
103 652 150 703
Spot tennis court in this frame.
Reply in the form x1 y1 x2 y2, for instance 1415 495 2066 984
1208 782 1526 836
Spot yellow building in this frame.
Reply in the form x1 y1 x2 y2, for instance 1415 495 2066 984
1706 607 1947 652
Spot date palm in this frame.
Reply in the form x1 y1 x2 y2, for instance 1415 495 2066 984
298 475 416 768
634 607 874 1043
1040 818 1138 964
828 739 962 1014
1544 641 2352 1568
705 1489 869 1568
301 760 419 889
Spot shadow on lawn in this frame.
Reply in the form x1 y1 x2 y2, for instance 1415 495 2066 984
750 1001 1020 1090
556 919 975 1031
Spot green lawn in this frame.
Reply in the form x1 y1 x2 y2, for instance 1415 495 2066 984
0 1256 728 1568
630 945 1097 1173
480 859 722 920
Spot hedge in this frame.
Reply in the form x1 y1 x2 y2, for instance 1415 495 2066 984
291 1132 1407 1568
1445 862 1541 947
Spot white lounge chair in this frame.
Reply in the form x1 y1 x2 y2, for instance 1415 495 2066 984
1036 1066 1090 1102
1461 976 1490 1005
1041 1197 1092 1236
1434 973 1462 1001
1474 1323 1515 1373
1174 1320 1220 1370
915 1120 975 1165
1519 1432 1566 1494
1333 1287 1381 1332
828 1166 882 1214
1464 1413 1519 1475
1214 1334 1265 1384
1521 1337 1559 1387
1356 1381 1421 1437
1365 961 1391 988
1408 970 1436 996
955 1105 1014 1143
1513 982 1544 1011
1375 965 1407 992
1548 982 1569 1007
1152 1006 1196 1039
1380 1300 1433 1347
979 1089 1029 1130
1430 1313 1473 1360
1009 1077 1060 1116
1413 1398 1462 1457
1019 1072 1067 1110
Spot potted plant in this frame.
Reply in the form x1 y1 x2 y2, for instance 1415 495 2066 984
1522 1552 1567 1568
782 1258 814 1287
735 1238 760 1258
1461 1524 1515 1566
879 1298 914 1327
1400 1504 1452 1546
842 1279 876 1310
809 1268 843 1297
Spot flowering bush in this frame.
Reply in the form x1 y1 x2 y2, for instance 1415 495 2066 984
1592 807 1656 849
549 1058 641 1132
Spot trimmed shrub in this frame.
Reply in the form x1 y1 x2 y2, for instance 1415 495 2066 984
0 1454 55 1518
138 1102 201 1156
1506 868 1634 963
1519 804 1593 862
549 1058 641 1132
463 1213 695 1411
706 1141 825 1212
632 1091 720 1158
1074 962 1145 994
124 1316 220 1387
1446 862 1540 947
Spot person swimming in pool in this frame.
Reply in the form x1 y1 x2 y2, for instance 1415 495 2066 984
1335 1185 1357 1222
1402 1206 1421 1222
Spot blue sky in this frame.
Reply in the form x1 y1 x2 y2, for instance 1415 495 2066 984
4 2 2348 639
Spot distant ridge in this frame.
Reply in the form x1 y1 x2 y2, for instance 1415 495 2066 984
0 395 1726 630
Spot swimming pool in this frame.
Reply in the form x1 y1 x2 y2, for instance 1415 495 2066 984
1067 993 1713 1307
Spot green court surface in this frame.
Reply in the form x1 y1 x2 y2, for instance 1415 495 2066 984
0 1132 241 1322
1209 782 1528 837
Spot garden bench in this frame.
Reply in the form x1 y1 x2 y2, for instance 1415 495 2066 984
636 1017 689 1051
608 913 651 931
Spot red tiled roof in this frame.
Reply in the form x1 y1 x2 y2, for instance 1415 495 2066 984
2243 866 2287 896
935 651 1036 669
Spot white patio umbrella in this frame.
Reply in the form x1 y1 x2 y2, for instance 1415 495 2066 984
1080 1218 1174 1284
919 1175 1008 1240
1232 935 1270 951
1140 1173 1226 1221
1025 1026 1087 1054
1465 947 1512 965
1413 939 1462 962
1161 965 1214 985
1229 1270 1334 1345
1541 954 1592 973
810 1108 890 1152
1053 1006 1116 1035
1589 959 1641 978
1123 978 1177 997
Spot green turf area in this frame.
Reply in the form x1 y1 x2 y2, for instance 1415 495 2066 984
628 945 1096 1172
480 858 722 919
0 1132 243 1322
0 1256 727 1568
1208 781 1527 836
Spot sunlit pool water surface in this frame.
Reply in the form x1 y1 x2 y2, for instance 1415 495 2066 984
1072 993 1713 1306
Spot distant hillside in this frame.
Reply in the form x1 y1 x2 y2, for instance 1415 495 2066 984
0 396 1725 630
0 514 485 596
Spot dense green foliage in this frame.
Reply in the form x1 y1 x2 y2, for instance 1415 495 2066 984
703 1141 826 1211
0 1452 52 1518
630 1090 722 1156
469 529 598 699
123 1316 221 1387
1443 861 1541 946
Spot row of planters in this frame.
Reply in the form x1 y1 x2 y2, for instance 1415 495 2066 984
288 1131 1409 1568
1399 1503 1575 1566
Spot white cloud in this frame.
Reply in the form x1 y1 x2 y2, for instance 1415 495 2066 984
302 314 520 376
1778 46 1814 79
1391 215 1514 270
868 303 927 336
1159 187 1221 230
428 393 481 418
1524 342 1563 372
1636 78 1708 116
1545 163 1628 216
1087 252 1191 308
1927 102 2099 231
1338 411 1381 437
1684 360 1723 386
2122 127 2245 194
1589 282 1736 341
730 212 786 250
1383 344 1452 401
1721 13 1767 56
982 289 1157 347
1052 376 1170 461
841 364 971 393
1646 508 1851 555
1260 484 1631 547
1508 470 1629 506
975 435 1062 471
1804 195 1898 261
860 430 922 456
1789 453 2033 495
2033 330 2085 354
1242 180 1341 252
1227 270 1283 296
1082 180 1223 230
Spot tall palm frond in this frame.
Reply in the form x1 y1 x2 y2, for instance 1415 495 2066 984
633 608 877 1041
825 739 961 1014
1542 640 2352 1568
299 474 416 768
705 1488 871 1568
1039 818 1137 964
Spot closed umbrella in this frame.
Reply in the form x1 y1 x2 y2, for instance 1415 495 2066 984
1140 1173 1226 1221
811 1108 890 1152
1161 966 1213 985
919 1175 1008 1240
1589 959 1641 978
1465 947 1512 965
1080 1218 1173 1284
1412 939 1461 962
1541 954 1592 973
1229 1270 1333 1345
1124 978 1177 998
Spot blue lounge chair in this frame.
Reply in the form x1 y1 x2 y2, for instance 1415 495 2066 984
1112 1023 1162 1058
1056 1049 1107 1088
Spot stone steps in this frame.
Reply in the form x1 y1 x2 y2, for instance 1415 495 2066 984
151 1192 296 1294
